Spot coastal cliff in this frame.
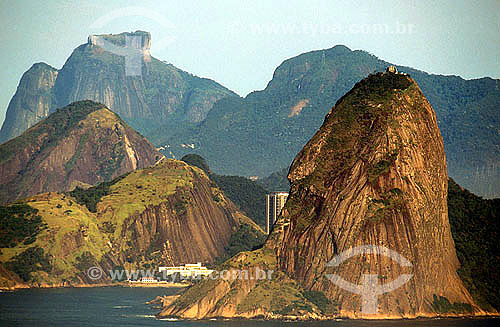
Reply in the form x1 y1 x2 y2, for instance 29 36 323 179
158 72 488 319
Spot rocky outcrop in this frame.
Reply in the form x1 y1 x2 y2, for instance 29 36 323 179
159 72 488 319
0 100 162 204
275 72 477 318
88 31 151 55
0 63 58 143
0 159 260 287
109 163 242 266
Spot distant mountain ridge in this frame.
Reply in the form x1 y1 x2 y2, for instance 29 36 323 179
1 39 498 197
162 45 500 198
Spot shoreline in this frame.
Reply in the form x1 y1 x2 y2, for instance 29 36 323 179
126 282 190 288
2 285 497 321
0 281 190 292
155 313 500 322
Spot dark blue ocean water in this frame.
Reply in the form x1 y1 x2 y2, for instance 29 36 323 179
0 287 498 327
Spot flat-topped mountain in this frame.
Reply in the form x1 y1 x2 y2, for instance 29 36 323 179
158 72 487 319
0 100 162 204
0 31 236 143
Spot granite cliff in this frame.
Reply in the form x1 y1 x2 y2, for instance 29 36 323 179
158 72 487 319
0 100 161 204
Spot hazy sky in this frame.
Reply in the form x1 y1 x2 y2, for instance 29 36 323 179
1 0 499 126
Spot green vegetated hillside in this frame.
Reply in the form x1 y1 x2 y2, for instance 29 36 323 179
0 159 264 289
447 179 500 311
258 167 290 192
159 45 499 198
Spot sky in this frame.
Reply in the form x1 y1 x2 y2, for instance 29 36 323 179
0 0 499 126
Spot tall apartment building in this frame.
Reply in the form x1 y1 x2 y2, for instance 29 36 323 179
265 192 289 234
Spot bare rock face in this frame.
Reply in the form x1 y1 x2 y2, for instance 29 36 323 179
0 63 58 143
107 162 244 266
0 100 162 204
159 72 484 319
276 72 478 318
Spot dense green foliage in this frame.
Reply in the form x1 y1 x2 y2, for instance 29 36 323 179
431 294 473 314
258 167 290 192
0 204 46 248
219 223 266 263
74 251 97 272
447 179 500 311
302 290 336 314
181 154 211 174
69 173 129 212
6 246 52 282
210 174 268 228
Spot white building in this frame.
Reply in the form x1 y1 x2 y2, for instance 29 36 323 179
158 262 214 278
265 192 289 234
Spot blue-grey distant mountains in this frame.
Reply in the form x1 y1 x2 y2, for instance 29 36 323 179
1 34 498 198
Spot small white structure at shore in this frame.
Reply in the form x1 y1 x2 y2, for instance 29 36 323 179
158 262 214 278
129 276 160 283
